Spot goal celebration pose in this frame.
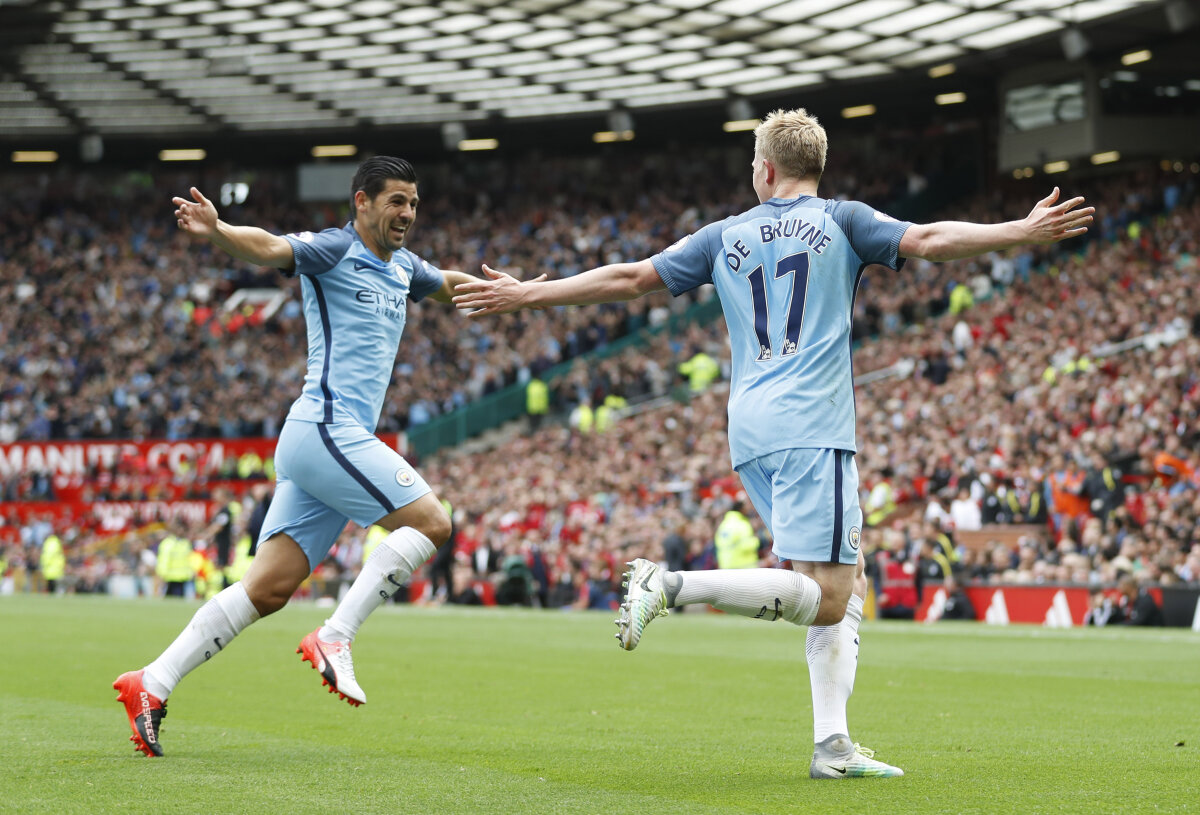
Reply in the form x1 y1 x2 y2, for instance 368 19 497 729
114 157 486 756
453 108 1093 778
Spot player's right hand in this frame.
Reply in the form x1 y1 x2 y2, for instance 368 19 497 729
172 187 218 238
453 264 544 317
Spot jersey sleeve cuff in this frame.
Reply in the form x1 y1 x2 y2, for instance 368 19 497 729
890 223 913 272
280 234 304 277
651 254 686 296
409 267 444 302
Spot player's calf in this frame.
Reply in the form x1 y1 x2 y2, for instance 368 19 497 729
660 566 823 626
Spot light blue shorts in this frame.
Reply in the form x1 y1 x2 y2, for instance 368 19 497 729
735 448 862 566
258 420 431 569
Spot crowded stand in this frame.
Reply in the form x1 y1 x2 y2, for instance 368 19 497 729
3 149 1199 623
420 184 1200 614
0 127 970 444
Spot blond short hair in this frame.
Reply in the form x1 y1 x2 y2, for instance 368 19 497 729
754 108 828 183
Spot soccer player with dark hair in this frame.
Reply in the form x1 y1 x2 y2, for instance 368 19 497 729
114 156 497 757
453 108 1093 779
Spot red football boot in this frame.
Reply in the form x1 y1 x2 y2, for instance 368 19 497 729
113 670 167 757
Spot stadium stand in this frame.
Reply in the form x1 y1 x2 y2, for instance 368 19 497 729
3 160 1198 613
3 0 1199 623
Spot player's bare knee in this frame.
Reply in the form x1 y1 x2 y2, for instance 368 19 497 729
243 580 290 617
422 507 452 548
813 580 852 625
813 601 850 626
377 495 450 546
399 505 451 547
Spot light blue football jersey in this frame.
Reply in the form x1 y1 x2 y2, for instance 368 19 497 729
281 223 444 432
652 196 911 468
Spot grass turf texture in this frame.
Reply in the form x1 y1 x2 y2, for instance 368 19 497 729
1 595 1197 814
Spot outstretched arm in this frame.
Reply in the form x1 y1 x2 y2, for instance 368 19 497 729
427 269 546 304
428 270 481 304
900 187 1094 262
452 259 665 317
173 187 295 270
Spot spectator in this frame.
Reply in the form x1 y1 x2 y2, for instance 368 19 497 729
1117 575 1164 626
939 576 976 621
1083 586 1124 626
948 487 982 532
495 550 534 606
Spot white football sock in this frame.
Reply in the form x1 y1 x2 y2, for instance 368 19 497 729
667 568 822 626
806 593 864 743
321 527 435 642
142 582 260 701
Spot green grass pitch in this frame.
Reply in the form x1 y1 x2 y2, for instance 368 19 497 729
2 595 1197 814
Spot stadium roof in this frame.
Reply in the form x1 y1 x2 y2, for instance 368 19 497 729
0 0 1170 140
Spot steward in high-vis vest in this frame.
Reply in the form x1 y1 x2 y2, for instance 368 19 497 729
595 393 627 433
924 522 960 568
237 451 265 479
190 546 219 600
362 524 389 562
948 282 974 315
156 531 194 598
224 532 255 584
40 534 66 593
715 509 759 569
678 350 720 393
1023 481 1048 525
864 479 896 527
526 378 549 429
570 401 594 434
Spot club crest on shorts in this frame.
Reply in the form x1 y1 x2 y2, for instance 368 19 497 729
848 526 861 551
395 467 415 487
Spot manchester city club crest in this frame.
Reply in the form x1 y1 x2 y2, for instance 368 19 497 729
848 526 861 551
395 467 415 487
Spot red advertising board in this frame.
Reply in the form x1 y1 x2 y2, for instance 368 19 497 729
0 434 403 537
0 434 403 478
1 438 270 478
918 584 1166 626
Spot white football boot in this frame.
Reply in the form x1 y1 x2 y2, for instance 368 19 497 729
810 734 904 779
297 628 367 706
614 558 670 651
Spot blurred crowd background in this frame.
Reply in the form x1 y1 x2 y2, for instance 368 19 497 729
2 136 1198 623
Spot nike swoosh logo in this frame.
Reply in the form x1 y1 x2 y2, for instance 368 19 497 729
213 636 223 651
354 261 382 271
386 573 405 590
829 765 848 775
639 572 654 592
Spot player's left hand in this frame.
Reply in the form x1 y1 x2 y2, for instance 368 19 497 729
1022 187 1095 244
453 264 546 317
172 187 219 238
